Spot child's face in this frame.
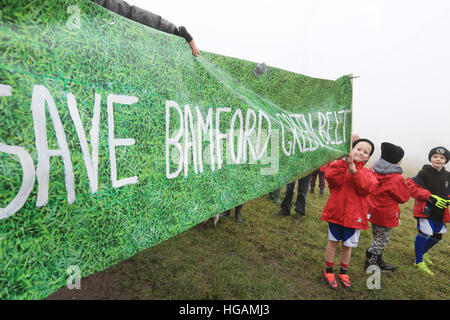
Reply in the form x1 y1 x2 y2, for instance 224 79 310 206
430 154 446 170
351 141 372 162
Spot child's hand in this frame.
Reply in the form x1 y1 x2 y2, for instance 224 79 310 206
344 155 356 174
348 162 357 174
344 155 353 165
428 195 448 209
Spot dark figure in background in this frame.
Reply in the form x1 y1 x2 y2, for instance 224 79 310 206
222 205 244 223
310 168 326 195
276 174 312 222
91 0 199 56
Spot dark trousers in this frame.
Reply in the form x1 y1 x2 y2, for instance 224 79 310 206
224 205 243 215
281 174 311 215
310 169 326 190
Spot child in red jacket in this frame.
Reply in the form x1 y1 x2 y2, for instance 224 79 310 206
321 138 378 289
407 146 450 276
365 142 411 272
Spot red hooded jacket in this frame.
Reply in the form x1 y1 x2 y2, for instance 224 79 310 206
321 159 378 229
367 159 411 228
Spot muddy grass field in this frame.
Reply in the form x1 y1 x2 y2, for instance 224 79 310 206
47 184 449 300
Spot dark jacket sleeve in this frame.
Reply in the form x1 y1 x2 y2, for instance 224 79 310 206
91 0 193 42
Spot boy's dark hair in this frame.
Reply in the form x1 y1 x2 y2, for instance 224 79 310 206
428 146 449 164
352 138 375 156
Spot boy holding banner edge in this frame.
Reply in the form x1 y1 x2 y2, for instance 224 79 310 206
320 138 378 289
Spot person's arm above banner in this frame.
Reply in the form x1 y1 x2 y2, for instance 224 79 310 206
91 0 199 56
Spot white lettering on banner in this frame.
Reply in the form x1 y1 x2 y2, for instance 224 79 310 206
275 111 344 156
255 110 271 160
196 106 214 173
0 143 35 220
0 83 350 219
260 129 279 176
318 111 329 144
31 85 75 207
165 100 184 179
0 84 12 96
326 111 335 144
67 92 101 193
0 85 36 219
306 112 324 149
276 113 292 156
107 94 139 188
229 108 244 164
242 108 257 164
338 109 351 143
184 104 198 176
165 105 278 179
0 84 143 220
215 107 231 170
282 112 303 154
333 111 342 145
165 104 350 179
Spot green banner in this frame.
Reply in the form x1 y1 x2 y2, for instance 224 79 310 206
0 0 352 299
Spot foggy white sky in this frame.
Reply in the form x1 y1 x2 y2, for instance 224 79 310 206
129 0 449 173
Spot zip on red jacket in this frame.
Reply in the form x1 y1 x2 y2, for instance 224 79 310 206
367 159 411 228
406 164 450 223
321 159 378 229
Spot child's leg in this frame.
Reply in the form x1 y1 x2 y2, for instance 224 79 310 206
415 218 444 264
325 240 339 272
368 224 394 267
423 220 445 255
323 240 340 289
365 224 380 268
414 230 437 275
334 227 359 288
414 231 429 264
423 233 442 254
368 223 384 255
336 244 353 288
340 244 352 273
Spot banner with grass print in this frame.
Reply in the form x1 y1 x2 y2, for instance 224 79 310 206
0 0 353 299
